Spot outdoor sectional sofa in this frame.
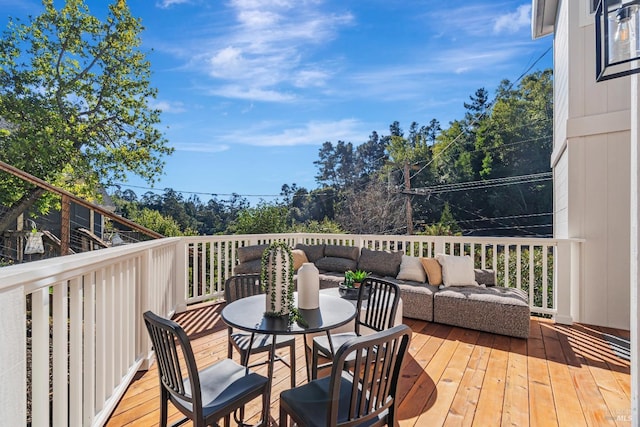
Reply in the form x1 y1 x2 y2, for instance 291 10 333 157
234 243 530 338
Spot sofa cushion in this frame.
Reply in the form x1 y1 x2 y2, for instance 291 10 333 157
292 249 308 271
420 257 442 285
234 259 262 274
315 256 357 273
436 254 478 287
294 244 325 263
357 248 402 278
324 244 359 261
396 255 427 282
237 244 268 263
393 280 438 322
433 286 530 338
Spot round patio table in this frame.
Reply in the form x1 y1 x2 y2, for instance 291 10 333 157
221 292 357 421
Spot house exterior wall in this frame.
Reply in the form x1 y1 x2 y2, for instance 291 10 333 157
552 0 631 329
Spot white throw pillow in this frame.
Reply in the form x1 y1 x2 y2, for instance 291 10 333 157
435 254 478 287
396 255 427 282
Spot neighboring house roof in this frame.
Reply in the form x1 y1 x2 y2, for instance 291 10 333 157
531 0 559 39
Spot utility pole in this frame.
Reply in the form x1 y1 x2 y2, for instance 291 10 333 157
404 161 413 235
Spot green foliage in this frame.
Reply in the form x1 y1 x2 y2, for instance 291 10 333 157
419 203 462 236
0 0 171 227
228 202 291 235
129 207 196 236
290 218 344 234
343 269 369 287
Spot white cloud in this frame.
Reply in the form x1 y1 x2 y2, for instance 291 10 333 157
173 142 230 153
493 4 531 34
156 0 190 8
220 118 366 146
210 85 295 102
199 0 353 101
151 100 187 114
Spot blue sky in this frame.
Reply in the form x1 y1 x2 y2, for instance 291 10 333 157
2 0 552 203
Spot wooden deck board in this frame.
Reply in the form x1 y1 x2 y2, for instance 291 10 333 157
106 303 631 427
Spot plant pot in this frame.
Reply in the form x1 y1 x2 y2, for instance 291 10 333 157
338 283 369 300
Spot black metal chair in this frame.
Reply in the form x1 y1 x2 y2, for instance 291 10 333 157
311 277 400 379
143 310 269 427
280 324 412 427
224 274 297 388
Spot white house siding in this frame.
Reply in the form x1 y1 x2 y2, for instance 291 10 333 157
554 150 569 237
552 0 631 329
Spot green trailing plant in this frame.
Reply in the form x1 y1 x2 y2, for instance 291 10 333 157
260 241 295 317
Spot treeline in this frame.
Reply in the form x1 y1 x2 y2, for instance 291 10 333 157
111 69 553 237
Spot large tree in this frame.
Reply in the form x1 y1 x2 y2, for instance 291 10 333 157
0 0 171 231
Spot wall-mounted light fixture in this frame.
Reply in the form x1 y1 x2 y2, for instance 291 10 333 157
596 0 640 81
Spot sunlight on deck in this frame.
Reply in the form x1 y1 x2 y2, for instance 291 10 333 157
107 301 631 426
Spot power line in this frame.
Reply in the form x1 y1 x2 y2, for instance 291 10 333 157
409 46 553 181
403 172 552 196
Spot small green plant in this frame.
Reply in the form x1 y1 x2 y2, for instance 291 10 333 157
344 269 369 288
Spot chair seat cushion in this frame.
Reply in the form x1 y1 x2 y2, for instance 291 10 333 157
280 372 387 427
313 332 357 358
177 358 268 418
231 331 295 352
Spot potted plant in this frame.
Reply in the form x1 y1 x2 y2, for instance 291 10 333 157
340 269 370 300
346 269 369 288
260 241 295 317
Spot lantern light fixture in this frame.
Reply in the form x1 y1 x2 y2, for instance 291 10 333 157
596 0 640 81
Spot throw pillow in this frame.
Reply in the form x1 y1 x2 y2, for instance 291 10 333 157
294 244 325 263
324 244 359 261
357 248 403 278
474 268 496 286
234 259 261 274
420 257 442 285
237 244 268 263
396 255 427 282
315 256 358 273
292 249 309 271
436 254 478 287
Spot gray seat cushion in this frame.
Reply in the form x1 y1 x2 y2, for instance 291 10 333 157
391 279 438 322
434 286 530 338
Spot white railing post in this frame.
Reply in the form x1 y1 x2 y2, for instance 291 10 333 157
138 248 154 369
555 240 574 325
174 239 188 313
0 286 26 427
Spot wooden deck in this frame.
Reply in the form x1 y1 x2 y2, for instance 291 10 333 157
107 302 631 426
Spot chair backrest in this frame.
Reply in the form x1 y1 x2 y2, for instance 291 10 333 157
143 310 203 417
327 324 412 426
224 274 263 303
355 277 400 335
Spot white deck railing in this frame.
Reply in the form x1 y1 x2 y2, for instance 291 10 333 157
0 233 581 426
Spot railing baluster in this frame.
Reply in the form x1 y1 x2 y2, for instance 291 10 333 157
543 245 549 311
69 277 83 426
529 246 535 310
31 287 50 427
84 272 96 425
53 281 68 427
96 268 106 411
516 245 522 291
